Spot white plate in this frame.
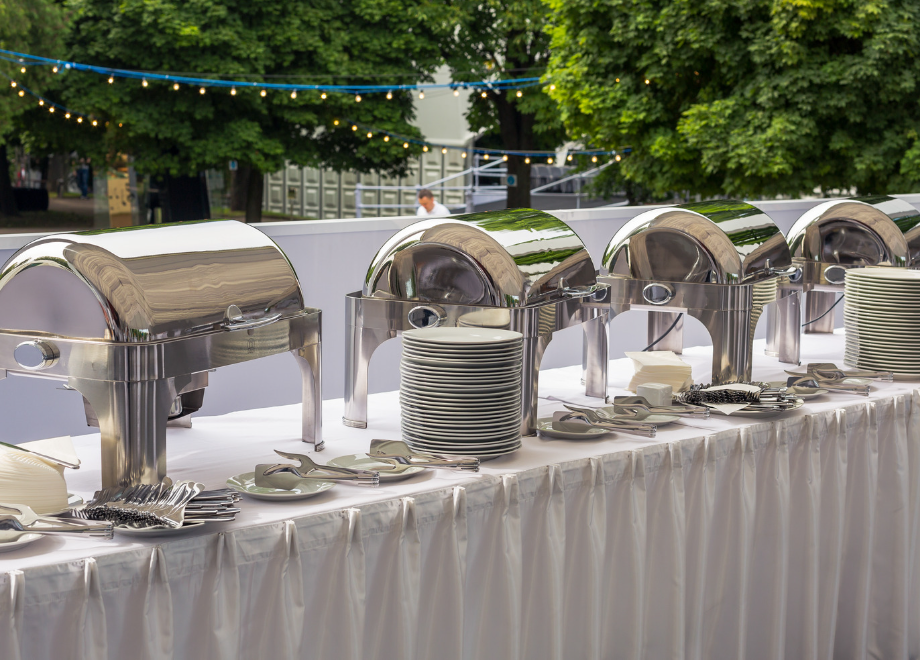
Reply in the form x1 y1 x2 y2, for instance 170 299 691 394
399 387 522 401
400 360 523 374
403 327 523 345
847 268 920 281
226 472 336 501
400 399 521 416
402 344 521 357
401 422 519 441
405 438 521 457
0 533 44 552
400 369 522 385
401 382 520 396
401 408 521 426
325 454 425 482
536 418 610 440
115 521 208 537
785 387 829 399
402 430 521 448
401 413 521 431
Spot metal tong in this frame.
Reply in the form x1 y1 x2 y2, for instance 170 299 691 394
0 503 114 540
807 363 893 382
256 450 380 488
562 405 657 437
369 439 480 471
611 396 711 418
786 376 870 396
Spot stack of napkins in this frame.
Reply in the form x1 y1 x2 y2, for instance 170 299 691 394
625 351 693 393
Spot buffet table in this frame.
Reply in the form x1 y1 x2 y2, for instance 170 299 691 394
2 330 919 660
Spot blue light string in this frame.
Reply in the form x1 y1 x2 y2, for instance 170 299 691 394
0 48 545 94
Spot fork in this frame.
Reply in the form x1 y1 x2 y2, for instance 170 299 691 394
562 406 657 437
257 450 380 487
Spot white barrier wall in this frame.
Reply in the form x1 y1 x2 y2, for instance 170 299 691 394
2 195 918 443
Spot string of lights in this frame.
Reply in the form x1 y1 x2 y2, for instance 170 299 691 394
0 47 547 97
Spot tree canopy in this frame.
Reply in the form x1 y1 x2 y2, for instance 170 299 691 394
546 0 920 202
425 0 565 207
61 0 443 218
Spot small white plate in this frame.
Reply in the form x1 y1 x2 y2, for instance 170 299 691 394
326 454 425 482
0 533 44 553
115 521 207 537
403 327 523 345
226 472 336 501
536 418 610 440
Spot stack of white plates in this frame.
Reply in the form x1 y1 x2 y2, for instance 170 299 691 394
400 327 523 458
844 267 920 376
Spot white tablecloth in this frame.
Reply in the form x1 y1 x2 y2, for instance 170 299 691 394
1 331 919 660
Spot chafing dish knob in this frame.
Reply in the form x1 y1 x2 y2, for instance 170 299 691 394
824 265 847 284
788 267 803 283
642 283 674 305
407 305 444 329
14 340 59 370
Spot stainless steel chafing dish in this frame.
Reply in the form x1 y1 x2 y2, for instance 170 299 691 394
766 198 910 365
344 208 608 435
0 220 322 488
595 200 794 384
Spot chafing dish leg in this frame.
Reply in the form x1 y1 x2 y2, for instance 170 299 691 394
582 314 608 399
294 343 324 451
647 311 684 354
689 308 754 384
522 334 552 436
765 290 801 364
343 325 396 428
70 377 172 487
804 290 837 334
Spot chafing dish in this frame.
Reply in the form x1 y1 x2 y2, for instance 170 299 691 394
765 198 909 364
0 220 322 488
595 200 794 384
344 208 608 435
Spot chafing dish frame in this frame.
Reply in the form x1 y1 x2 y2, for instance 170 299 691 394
343 209 609 436
594 201 796 384
765 198 911 365
0 221 323 488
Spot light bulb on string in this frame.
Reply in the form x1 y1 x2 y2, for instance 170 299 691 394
9 81 15 88
333 119 339 126
173 83 179 90
52 66 58 73
367 132 373 138
441 147 447 154
118 123 122 127
550 84 556 90
645 79 650 85
615 78 620 83
502 155 508 161
290 90 297 99
92 120 98 126
20 67 25 73
355 94 361 102
592 155 598 163
321 92 326 100
49 107 54 113
567 155 573 162
480 91 487 98
423 145 428 152
483 153 490 161
524 157 530 164
461 152 467 159
199 87 206 95
260 89 266 97
38 99 43 106
65 113 70 119
142 78 148 87
386 91 392 100
230 87 236 95
403 142 409 148
547 157 553 164
352 125 357 131
108 76 114 84
419 91 425 99
77 117 83 123
516 90 522 98
615 154 621 162
17 91 23 97
453 88 459 97
384 135 389 142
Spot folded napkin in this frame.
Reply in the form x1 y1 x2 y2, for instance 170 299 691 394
625 351 693 394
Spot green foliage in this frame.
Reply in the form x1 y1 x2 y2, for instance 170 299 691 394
0 0 67 144
546 0 920 199
60 0 443 178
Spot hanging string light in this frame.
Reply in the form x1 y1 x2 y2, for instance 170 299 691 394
142 78 148 87
386 91 392 100
199 87 206 95
260 89 266 97
173 83 179 90
290 90 297 99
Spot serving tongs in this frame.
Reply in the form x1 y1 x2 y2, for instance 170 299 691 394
0 503 114 540
786 376 870 396
807 363 893 382
562 405 657 437
369 439 480 471
256 450 380 488
611 396 711 418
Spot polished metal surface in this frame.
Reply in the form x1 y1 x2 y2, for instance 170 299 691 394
0 220 323 488
767 198 912 365
596 200 794 384
345 208 608 436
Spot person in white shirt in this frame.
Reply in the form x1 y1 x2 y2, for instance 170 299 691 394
416 188 450 217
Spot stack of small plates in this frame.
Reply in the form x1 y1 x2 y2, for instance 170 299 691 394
844 267 920 377
400 327 523 458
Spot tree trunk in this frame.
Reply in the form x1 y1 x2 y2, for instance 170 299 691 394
230 164 251 212
494 92 536 209
245 168 263 223
39 155 50 192
0 145 18 217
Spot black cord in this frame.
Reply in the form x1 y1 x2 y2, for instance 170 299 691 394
643 313 684 351
801 294 844 327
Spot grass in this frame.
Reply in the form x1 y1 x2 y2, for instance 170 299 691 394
0 209 94 231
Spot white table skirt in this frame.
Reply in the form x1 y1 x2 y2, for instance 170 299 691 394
2 331 919 660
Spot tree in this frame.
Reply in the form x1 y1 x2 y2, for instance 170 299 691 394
62 0 443 221
545 0 920 203
0 0 67 215
426 0 565 208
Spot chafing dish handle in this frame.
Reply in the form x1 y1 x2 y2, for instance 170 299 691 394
222 313 282 331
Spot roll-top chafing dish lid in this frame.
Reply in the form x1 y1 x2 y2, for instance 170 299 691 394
851 195 920 266
362 208 597 307
0 220 304 342
601 200 792 285
786 198 909 267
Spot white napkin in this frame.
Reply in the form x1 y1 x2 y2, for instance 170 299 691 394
625 351 693 393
